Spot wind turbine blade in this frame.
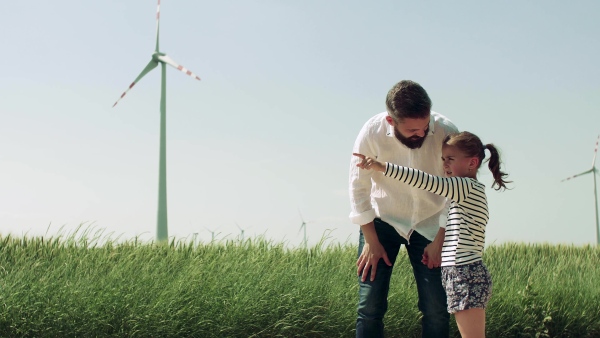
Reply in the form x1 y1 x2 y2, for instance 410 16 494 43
112 59 159 107
592 135 599 167
561 168 593 182
298 208 305 223
155 0 161 52
157 54 201 80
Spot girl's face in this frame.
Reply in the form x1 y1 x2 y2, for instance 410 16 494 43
441 144 478 178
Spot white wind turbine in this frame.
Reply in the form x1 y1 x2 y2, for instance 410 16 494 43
298 209 313 249
561 135 600 245
112 0 201 242
204 226 220 243
235 222 251 242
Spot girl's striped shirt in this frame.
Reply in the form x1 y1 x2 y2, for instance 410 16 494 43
384 162 489 267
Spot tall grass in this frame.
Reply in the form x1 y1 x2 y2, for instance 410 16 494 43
0 230 598 337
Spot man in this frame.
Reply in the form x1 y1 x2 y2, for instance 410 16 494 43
349 80 458 338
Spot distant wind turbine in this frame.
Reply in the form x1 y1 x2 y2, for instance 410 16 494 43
561 135 600 245
112 0 201 242
298 209 313 249
204 226 219 243
235 222 251 242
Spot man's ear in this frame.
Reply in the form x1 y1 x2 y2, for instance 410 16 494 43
385 116 394 125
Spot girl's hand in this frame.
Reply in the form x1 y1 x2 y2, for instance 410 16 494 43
353 153 385 172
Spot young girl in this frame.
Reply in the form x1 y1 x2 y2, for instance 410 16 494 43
353 131 510 338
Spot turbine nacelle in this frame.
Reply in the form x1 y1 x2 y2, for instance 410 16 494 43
152 52 166 62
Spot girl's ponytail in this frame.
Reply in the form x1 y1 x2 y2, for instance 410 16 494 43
485 144 511 191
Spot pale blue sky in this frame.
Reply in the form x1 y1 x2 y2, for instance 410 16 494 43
1 1 599 247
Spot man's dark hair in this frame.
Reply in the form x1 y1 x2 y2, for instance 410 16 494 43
385 80 432 122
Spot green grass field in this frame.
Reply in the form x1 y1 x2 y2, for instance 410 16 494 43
0 230 598 337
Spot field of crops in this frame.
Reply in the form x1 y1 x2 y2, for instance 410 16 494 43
0 231 598 337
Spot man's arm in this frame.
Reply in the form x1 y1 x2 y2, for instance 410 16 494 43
351 154 391 281
349 124 392 281
349 152 378 225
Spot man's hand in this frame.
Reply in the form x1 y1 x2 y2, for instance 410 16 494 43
357 224 392 282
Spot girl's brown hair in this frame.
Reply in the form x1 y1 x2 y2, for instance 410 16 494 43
443 131 512 191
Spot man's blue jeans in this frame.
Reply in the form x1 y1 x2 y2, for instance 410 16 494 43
356 218 449 338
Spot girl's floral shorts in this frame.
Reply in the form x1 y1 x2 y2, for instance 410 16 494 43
441 260 492 314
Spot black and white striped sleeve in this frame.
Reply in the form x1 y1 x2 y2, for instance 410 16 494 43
384 162 472 203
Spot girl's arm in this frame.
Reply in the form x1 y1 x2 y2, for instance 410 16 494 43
353 153 471 203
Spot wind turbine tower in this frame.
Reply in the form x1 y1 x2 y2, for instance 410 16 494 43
112 0 201 242
562 135 600 245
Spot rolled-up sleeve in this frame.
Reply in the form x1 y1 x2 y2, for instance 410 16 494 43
349 123 377 225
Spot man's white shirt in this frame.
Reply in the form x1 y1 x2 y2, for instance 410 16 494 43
349 111 458 241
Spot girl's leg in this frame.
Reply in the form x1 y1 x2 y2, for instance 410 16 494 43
454 308 486 338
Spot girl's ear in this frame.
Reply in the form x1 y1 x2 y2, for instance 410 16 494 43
469 157 480 170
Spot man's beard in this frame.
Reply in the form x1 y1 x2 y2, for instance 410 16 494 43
394 128 428 149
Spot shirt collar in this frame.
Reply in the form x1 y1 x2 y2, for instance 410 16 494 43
386 114 435 137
